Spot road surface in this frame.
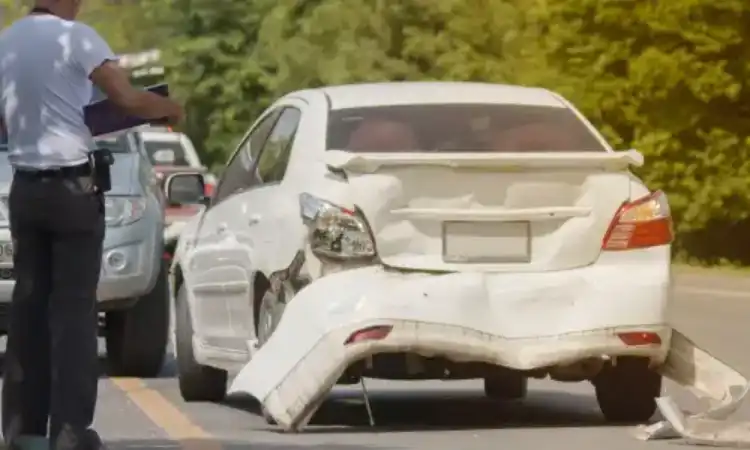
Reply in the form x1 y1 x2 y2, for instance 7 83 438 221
2 270 750 449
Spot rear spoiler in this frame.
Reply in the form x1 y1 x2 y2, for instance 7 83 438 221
324 149 644 173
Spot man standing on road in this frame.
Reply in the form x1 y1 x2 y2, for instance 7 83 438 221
0 0 183 448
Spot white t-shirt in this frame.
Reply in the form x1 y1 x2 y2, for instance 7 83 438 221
0 15 116 169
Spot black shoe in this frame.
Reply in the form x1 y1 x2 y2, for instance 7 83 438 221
81 430 105 450
52 427 105 450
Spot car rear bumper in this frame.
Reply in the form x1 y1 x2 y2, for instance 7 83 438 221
227 245 672 430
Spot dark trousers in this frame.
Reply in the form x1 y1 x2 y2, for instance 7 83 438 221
2 171 104 448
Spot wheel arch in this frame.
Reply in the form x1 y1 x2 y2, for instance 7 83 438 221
251 249 308 333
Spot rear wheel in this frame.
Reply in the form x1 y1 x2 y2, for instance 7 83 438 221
483 370 528 400
105 262 169 377
174 285 227 402
594 357 662 423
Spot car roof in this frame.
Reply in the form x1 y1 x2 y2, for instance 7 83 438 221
293 82 566 110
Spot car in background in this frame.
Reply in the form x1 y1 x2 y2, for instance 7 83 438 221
135 126 217 193
0 132 170 378
133 127 215 248
159 165 208 258
166 82 673 428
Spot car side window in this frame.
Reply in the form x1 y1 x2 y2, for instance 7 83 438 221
255 107 301 184
211 110 281 205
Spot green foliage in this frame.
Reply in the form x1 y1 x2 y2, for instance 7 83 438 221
4 0 747 263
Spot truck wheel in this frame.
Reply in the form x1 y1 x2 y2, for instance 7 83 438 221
594 357 661 423
106 262 169 378
484 370 528 400
174 284 227 402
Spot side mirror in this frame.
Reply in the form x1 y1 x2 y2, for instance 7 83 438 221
164 173 208 207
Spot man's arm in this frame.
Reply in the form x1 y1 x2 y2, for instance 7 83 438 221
72 23 182 122
90 61 182 121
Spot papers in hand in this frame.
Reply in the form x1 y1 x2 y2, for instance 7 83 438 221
85 83 170 137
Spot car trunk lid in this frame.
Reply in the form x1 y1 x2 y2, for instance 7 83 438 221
325 150 641 272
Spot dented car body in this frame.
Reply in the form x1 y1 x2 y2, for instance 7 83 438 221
170 82 682 433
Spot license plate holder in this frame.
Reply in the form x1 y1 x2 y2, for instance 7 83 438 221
442 221 531 263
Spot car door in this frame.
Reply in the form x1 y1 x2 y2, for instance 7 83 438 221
222 104 303 343
183 109 281 355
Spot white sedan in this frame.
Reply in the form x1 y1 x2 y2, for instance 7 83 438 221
166 81 673 431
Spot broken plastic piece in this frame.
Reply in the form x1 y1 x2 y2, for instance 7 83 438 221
635 329 750 446
360 378 375 427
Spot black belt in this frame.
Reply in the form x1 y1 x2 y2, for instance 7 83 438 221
14 162 92 180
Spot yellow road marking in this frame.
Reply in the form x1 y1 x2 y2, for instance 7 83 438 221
111 377 222 450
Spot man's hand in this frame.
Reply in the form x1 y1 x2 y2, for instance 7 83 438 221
90 60 184 122
163 101 184 125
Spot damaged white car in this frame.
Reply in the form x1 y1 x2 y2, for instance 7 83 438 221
168 81 674 431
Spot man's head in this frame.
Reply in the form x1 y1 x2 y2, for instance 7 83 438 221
33 0 83 20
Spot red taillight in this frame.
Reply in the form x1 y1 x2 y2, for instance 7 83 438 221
602 191 673 251
204 182 214 198
344 325 392 345
162 251 172 261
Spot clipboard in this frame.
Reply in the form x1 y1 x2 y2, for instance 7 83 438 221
84 83 170 137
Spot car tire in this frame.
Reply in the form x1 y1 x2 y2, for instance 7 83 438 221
105 261 170 378
174 284 227 402
594 357 662 423
256 285 288 425
483 370 528 400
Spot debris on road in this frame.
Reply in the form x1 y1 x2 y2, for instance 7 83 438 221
636 330 750 446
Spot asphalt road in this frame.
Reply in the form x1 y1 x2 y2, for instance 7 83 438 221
2 269 750 450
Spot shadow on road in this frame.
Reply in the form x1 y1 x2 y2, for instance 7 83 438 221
221 386 619 433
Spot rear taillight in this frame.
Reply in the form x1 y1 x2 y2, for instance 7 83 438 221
602 190 673 251
299 193 376 261
204 182 214 198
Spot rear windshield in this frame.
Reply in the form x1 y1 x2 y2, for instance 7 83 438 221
326 103 607 153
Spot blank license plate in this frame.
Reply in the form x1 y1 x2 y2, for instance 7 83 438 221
0 241 13 265
442 221 530 263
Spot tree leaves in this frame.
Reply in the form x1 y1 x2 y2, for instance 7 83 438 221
8 0 739 261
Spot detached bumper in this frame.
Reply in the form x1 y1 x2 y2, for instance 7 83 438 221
229 247 673 431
